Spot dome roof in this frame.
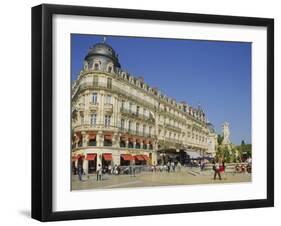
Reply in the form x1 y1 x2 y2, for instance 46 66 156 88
206 122 215 133
84 42 121 70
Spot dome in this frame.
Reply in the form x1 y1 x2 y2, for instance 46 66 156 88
206 122 215 133
84 42 121 70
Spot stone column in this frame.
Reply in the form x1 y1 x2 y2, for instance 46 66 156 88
83 158 88 174
96 152 102 171
125 140 129 148
81 131 87 147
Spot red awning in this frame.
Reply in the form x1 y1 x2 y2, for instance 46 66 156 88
121 154 133 161
75 132 82 141
120 136 127 141
143 140 149 144
72 155 77 161
104 134 112 140
129 137 136 142
86 153 96 160
88 133 96 140
77 154 85 159
134 155 145 161
142 155 149 161
103 153 112 161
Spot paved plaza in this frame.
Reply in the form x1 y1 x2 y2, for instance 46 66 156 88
71 168 251 190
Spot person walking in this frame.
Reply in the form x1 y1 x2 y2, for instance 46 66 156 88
96 164 102 181
213 161 221 180
220 161 226 179
77 165 83 181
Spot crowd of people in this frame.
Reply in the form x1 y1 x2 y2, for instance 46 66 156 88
75 157 252 182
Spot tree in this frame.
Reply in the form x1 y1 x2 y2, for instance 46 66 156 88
217 134 224 145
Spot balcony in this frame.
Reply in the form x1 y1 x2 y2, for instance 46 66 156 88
75 103 85 111
120 108 154 123
89 102 99 111
164 123 182 133
118 127 154 138
104 103 113 113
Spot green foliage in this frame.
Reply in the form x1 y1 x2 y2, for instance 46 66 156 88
215 140 252 163
217 134 224 145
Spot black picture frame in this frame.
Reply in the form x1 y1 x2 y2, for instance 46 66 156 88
32 4 274 222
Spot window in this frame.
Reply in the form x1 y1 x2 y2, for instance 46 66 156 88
90 114 97 126
105 115 111 127
129 102 132 112
143 125 146 136
128 121 132 132
143 108 147 116
136 106 140 115
94 63 99 70
106 95 112 104
80 114 84 125
92 93 97 104
121 100 125 110
121 119 125 131
93 75 98 87
107 77 112 89
136 123 139 135
107 66 112 73
149 126 152 136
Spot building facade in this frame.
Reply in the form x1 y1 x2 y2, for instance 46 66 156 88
71 42 216 174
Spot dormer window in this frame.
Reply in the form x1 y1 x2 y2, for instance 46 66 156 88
94 63 99 70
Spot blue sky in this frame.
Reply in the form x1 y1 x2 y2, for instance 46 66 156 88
71 34 251 145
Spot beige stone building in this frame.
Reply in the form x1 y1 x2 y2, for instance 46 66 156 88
71 42 216 174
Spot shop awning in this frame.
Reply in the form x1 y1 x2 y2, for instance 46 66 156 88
134 155 145 161
121 154 133 161
72 155 77 161
120 136 127 141
185 150 202 159
86 153 96 160
142 155 149 161
143 140 149 144
104 134 112 140
77 154 85 159
103 153 112 161
88 133 96 140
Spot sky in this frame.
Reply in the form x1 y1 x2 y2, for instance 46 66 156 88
71 34 252 145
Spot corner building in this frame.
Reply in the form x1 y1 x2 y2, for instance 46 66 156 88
71 42 216 173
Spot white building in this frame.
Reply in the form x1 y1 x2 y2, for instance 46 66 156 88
71 42 216 174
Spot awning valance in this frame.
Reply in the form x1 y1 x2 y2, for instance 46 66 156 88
88 133 96 140
104 134 112 140
185 150 202 159
134 155 144 161
120 136 127 141
103 153 112 161
142 155 149 161
86 153 96 160
121 154 133 161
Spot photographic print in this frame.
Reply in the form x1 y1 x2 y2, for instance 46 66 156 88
71 34 252 190
32 4 273 221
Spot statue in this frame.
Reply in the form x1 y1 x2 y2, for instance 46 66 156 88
222 122 231 145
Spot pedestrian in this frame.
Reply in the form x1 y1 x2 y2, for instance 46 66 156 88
219 161 226 179
96 164 102 181
213 161 221 180
177 162 182 172
167 161 171 173
108 164 112 175
77 165 83 181
171 162 175 172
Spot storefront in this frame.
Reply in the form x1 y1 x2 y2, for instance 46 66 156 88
86 153 97 174
102 153 112 172
120 154 133 166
